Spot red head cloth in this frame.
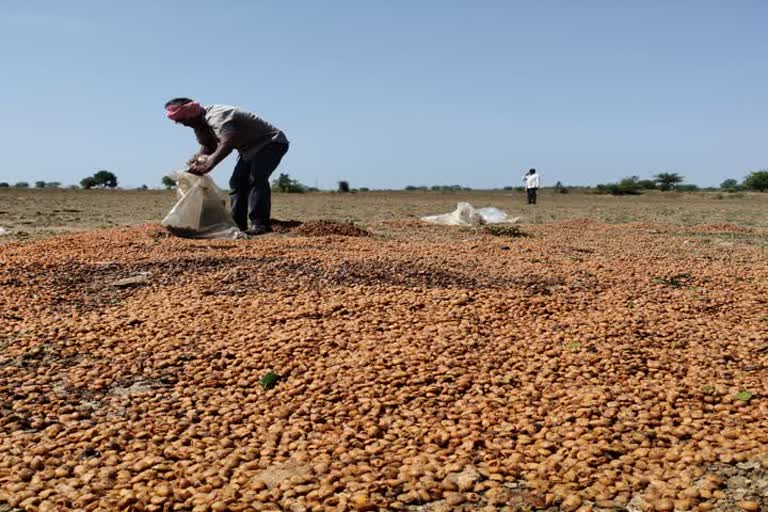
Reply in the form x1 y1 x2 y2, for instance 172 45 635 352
166 101 204 122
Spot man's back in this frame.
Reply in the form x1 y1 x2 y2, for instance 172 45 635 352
204 105 288 158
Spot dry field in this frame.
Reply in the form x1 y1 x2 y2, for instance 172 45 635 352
1 189 767 242
1 189 767 512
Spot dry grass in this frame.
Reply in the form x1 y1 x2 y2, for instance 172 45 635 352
1 189 767 243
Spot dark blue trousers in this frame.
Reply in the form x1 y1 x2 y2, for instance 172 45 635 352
229 142 289 231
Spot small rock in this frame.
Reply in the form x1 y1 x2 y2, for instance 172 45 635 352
111 274 150 288
654 498 674 512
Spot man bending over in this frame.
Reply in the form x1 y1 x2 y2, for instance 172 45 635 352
165 98 289 235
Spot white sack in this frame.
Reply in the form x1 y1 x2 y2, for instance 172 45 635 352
0 227 8 236
161 170 243 239
421 202 518 225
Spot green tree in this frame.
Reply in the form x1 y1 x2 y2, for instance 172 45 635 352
46 182 61 188
0 182 9 188
271 173 306 193
338 181 350 193
162 176 176 190
35 181 46 188
743 170 768 192
92 170 118 188
14 182 29 188
80 177 97 189
719 179 739 191
654 172 684 191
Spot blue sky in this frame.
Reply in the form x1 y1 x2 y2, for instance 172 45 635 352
1 1 766 189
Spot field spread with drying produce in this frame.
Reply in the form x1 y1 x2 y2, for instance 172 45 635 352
1 218 767 512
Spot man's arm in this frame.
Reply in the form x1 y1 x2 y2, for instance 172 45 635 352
189 134 235 175
188 125 219 165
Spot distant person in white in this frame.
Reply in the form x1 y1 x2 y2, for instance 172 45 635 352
524 168 540 205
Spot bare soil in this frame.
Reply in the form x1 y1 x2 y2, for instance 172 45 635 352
1 188 767 243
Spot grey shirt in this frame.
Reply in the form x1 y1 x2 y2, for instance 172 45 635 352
201 105 288 160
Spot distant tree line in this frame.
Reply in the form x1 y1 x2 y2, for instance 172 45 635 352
405 185 473 191
267 174 359 193
593 170 768 195
3 169 767 193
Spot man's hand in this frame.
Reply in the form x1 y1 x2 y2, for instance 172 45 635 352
188 156 211 176
188 138 234 176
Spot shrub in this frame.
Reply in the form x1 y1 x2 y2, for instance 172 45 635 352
720 178 740 191
676 184 700 192
595 176 642 195
14 182 29 188
743 170 768 192
271 173 306 193
429 185 464 192
80 177 97 189
637 179 657 190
